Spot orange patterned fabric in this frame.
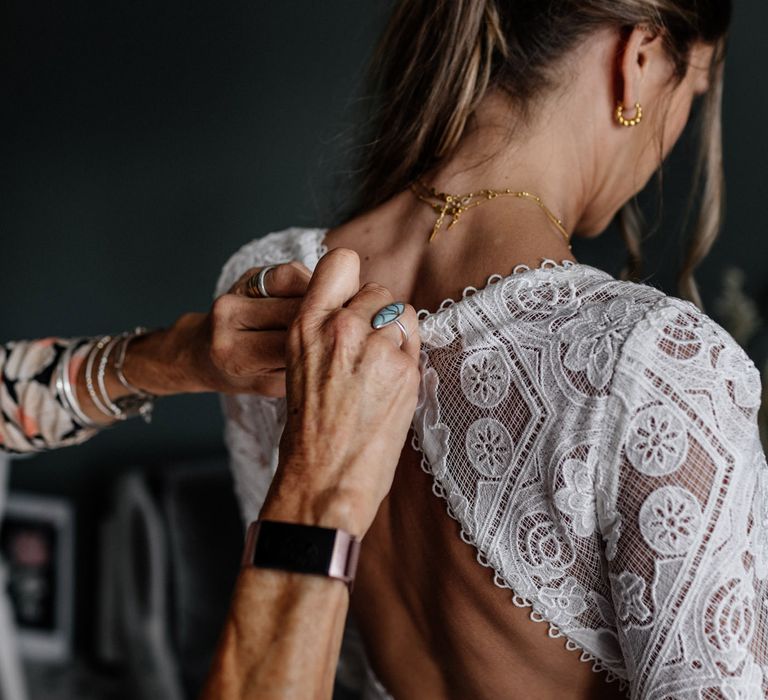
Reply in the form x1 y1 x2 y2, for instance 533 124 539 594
0 339 96 453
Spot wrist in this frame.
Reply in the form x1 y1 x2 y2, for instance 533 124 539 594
261 469 373 539
122 315 209 395
118 330 175 396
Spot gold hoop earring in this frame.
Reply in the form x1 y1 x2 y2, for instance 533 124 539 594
616 102 643 127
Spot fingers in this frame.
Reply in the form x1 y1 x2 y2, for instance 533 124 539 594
302 248 361 315
230 261 312 298
212 294 302 331
346 283 419 353
345 281 394 313
398 307 421 361
211 330 287 375
374 304 419 354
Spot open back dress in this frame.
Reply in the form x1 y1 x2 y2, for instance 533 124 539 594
216 227 768 699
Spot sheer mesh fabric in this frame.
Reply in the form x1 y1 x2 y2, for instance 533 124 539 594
218 228 768 699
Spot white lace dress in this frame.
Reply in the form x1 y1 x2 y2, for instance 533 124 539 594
216 227 768 700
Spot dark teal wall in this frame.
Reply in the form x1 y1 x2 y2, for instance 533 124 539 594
2 0 388 650
3 1 386 483
2 1 766 650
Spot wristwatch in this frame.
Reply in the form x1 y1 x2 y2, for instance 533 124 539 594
241 520 361 590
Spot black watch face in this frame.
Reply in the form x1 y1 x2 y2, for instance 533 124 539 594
253 521 336 574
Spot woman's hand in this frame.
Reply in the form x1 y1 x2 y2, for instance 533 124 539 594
201 249 420 700
118 261 312 398
260 248 421 538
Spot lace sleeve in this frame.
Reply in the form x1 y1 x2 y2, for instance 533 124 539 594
0 339 97 453
601 299 767 698
213 228 328 523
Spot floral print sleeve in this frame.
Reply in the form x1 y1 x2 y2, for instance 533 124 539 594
0 339 98 453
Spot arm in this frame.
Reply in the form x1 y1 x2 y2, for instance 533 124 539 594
0 262 310 454
201 249 421 700
601 307 767 698
200 494 352 700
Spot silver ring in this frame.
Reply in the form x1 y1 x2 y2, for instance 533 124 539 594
251 265 277 298
392 319 409 343
372 302 409 344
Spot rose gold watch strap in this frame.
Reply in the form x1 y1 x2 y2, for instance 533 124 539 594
241 520 261 568
328 527 361 585
241 520 361 590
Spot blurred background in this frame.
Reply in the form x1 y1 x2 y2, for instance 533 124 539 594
1 1 766 698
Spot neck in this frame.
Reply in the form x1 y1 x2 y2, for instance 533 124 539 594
424 92 591 243
328 94 600 310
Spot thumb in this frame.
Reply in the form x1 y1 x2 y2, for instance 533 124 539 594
301 248 361 316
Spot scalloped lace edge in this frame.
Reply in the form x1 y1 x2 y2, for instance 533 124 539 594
314 230 579 322
416 258 578 320
409 430 630 695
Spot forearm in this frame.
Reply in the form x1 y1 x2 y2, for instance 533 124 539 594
0 318 208 452
200 249 420 699
118 313 212 396
201 568 348 700
72 314 212 426
201 461 370 700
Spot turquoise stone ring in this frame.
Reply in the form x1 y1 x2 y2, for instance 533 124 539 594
371 302 409 343
372 302 406 330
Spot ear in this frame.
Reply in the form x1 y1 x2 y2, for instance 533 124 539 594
616 26 668 115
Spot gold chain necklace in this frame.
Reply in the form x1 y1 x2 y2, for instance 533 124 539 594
411 180 571 249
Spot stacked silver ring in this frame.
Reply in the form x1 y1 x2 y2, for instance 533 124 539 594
247 265 278 298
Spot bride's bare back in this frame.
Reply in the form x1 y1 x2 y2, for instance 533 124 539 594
326 204 623 699
357 449 625 700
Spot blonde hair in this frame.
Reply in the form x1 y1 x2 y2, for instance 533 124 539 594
354 0 731 307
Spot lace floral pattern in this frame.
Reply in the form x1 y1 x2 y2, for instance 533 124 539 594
465 418 514 476
560 297 648 390
704 576 757 672
625 405 688 476
638 485 702 557
609 571 651 624
539 576 588 627
219 228 768 699
460 349 511 408
751 451 768 581
718 344 763 410
554 448 599 537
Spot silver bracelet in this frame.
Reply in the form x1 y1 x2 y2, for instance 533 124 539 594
84 336 115 420
56 333 156 426
112 328 156 423
114 327 153 397
55 340 101 429
96 336 125 420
